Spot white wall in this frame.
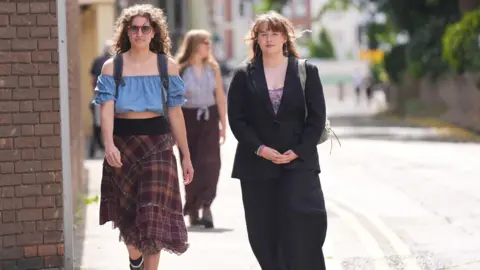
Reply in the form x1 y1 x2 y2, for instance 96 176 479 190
310 0 363 60
214 0 255 65
231 0 254 64
188 0 210 30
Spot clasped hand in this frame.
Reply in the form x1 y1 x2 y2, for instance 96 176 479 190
260 146 298 164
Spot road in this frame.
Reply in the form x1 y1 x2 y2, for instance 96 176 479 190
75 86 480 270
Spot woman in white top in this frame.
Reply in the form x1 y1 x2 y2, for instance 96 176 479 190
176 29 227 228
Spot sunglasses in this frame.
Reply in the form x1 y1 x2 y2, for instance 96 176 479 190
128 25 153 35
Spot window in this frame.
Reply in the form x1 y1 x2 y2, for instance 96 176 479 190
282 4 292 17
239 1 245 16
174 0 182 27
295 0 307 17
215 1 224 18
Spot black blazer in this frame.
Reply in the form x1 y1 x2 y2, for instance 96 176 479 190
227 56 326 180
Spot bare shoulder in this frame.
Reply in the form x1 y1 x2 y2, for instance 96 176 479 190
167 56 179 75
101 58 114 76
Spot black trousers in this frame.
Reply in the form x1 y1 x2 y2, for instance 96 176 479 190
89 126 104 158
181 106 221 214
241 169 328 270
89 104 104 158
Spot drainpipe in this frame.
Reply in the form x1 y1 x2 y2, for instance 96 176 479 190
56 0 74 269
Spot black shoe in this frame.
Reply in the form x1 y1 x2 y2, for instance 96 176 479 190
188 210 203 226
201 207 214 229
130 256 144 270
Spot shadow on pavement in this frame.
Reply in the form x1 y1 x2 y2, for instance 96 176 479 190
329 114 480 144
187 227 234 234
329 114 416 128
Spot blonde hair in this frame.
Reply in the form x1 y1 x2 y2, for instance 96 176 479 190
245 11 301 62
113 4 171 55
176 29 219 71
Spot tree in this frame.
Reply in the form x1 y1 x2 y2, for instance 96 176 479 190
458 0 480 13
255 0 288 12
257 0 366 20
306 28 336 59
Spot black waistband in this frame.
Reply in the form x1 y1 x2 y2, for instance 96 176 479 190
113 116 170 136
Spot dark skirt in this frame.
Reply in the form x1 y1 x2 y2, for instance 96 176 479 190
99 131 189 255
181 105 221 214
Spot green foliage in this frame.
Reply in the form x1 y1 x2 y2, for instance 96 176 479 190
442 8 480 73
375 21 397 46
312 0 367 21
307 28 336 59
371 62 389 82
262 0 368 21
379 0 460 36
254 0 287 13
405 18 451 80
384 44 407 83
82 195 99 205
74 195 99 227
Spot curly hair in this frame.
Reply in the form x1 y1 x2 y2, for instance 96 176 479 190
245 11 301 62
113 4 171 55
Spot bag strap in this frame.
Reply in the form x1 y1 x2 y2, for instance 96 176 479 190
157 53 169 122
113 54 125 100
298 59 307 120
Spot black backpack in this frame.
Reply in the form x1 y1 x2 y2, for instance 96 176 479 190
112 53 170 121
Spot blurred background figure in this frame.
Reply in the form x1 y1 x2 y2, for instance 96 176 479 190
176 29 227 229
88 39 114 158
352 68 363 105
337 81 345 101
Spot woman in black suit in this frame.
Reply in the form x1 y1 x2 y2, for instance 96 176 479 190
227 11 328 270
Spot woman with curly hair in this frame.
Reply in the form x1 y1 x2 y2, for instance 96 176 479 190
175 29 226 229
227 11 328 270
91 4 194 270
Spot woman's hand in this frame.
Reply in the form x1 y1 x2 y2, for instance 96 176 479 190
260 146 283 163
277 150 299 164
182 157 194 185
219 127 226 144
260 147 298 164
105 143 122 167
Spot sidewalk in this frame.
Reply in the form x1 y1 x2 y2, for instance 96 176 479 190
74 134 338 270
75 142 257 270
73 85 367 269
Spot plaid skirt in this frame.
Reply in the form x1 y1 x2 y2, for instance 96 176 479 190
99 133 189 255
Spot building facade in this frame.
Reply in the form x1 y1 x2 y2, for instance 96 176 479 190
282 0 312 31
213 0 255 65
0 0 85 268
79 0 115 137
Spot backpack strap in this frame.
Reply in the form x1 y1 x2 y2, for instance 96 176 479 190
157 53 169 121
113 54 125 100
298 59 307 120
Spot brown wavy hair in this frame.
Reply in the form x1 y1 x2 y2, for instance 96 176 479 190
113 4 171 55
246 11 301 62
176 29 219 72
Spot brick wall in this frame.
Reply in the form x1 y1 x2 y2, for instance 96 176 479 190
0 0 83 269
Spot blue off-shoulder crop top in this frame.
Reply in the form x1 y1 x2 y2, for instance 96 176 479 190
91 74 186 114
